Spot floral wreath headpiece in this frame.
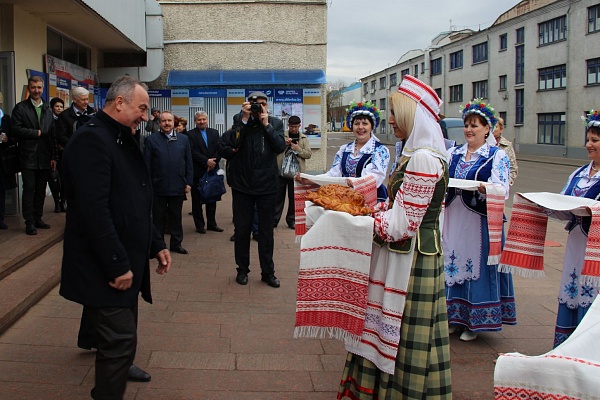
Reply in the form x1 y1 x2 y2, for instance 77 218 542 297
582 110 600 129
346 101 380 130
460 98 497 129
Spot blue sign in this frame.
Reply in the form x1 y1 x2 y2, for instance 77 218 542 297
245 88 274 98
274 88 303 103
148 90 171 97
57 78 70 88
189 89 226 98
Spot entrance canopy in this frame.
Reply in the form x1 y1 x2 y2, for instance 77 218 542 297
167 69 326 87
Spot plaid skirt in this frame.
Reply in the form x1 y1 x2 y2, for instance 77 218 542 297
338 252 452 400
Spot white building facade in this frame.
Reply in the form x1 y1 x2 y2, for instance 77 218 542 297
362 0 600 160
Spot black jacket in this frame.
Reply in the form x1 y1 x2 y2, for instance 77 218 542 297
223 115 286 195
187 127 222 179
10 98 54 170
59 110 166 308
56 104 96 146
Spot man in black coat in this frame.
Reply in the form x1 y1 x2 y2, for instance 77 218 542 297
187 111 223 233
224 91 286 288
10 75 55 235
55 86 95 147
59 76 171 400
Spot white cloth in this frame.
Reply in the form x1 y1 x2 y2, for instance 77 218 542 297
402 105 447 162
494 293 600 400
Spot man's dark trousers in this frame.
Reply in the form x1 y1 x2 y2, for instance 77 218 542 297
233 189 276 277
191 181 217 229
21 168 48 224
153 195 185 248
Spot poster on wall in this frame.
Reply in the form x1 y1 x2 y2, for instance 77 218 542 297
45 55 96 107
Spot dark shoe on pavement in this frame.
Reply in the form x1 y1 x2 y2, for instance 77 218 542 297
35 220 50 229
128 364 151 382
252 233 258 242
196 228 206 234
170 246 188 254
261 274 280 288
188 211 193 215
54 203 61 213
0 221 7 230
235 272 248 285
25 223 37 235
207 225 224 232
230 234 235 242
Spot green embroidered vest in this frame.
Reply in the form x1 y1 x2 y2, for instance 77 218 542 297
373 156 448 254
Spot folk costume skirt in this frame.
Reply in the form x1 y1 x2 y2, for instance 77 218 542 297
337 249 452 400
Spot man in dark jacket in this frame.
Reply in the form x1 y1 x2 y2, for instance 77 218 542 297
144 110 193 254
225 91 286 288
10 75 55 235
55 86 95 147
60 76 171 400
187 111 223 233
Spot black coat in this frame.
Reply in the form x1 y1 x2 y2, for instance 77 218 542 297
59 110 166 308
10 98 54 170
56 104 96 146
0 115 17 189
223 115 286 195
187 127 221 179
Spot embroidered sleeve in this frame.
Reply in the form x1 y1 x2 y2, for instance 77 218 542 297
361 144 391 188
490 148 511 199
374 152 442 242
325 145 346 177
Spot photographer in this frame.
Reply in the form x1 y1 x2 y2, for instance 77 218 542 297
224 91 286 288
274 115 311 229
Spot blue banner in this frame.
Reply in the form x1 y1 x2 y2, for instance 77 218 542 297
148 89 171 97
245 88 274 98
274 88 303 103
190 89 226 98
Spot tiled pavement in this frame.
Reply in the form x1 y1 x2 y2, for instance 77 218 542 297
0 181 571 399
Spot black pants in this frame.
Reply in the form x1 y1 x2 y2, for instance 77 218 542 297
83 305 137 400
191 181 217 229
232 189 276 276
273 176 294 227
152 195 184 248
21 168 48 224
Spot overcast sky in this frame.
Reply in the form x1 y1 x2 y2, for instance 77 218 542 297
326 0 522 86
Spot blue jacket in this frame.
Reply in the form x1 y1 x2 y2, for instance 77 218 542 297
144 131 194 196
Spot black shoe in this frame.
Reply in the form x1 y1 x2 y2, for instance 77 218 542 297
252 233 258 241
54 204 61 213
235 272 248 285
77 341 95 350
25 223 37 235
170 246 188 254
128 364 151 382
196 228 206 234
230 234 235 242
35 220 50 229
287 223 295 230
0 221 7 230
261 275 280 288
188 211 193 215
207 225 224 232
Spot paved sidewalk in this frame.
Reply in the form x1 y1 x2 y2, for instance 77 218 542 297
0 184 572 399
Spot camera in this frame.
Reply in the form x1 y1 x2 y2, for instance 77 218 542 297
250 102 262 113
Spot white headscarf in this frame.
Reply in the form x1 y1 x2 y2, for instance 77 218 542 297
402 103 448 162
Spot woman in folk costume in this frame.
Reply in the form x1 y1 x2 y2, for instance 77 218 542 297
552 110 600 347
443 99 514 342
338 75 451 399
324 101 390 202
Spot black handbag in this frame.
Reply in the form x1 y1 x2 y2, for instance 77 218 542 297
198 169 226 203
0 144 20 175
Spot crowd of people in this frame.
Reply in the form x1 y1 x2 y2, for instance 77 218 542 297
3 73 600 399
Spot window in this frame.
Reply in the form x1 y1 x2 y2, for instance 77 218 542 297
434 88 442 99
499 112 507 125
363 83 368 95
472 80 488 99
390 73 397 87
499 75 507 91
414 64 418 76
372 100 376 107
421 62 425 73
515 44 525 85
589 4 600 33
370 80 376 92
379 76 386 90
538 113 565 145
587 57 600 85
472 42 488 64
516 27 525 44
499 33 508 51
380 120 386 135
515 89 524 125
539 16 567 46
449 85 463 103
538 65 566 90
401 68 409 78
450 51 463 70
431 58 442 75
47 28 91 69
379 98 386 111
